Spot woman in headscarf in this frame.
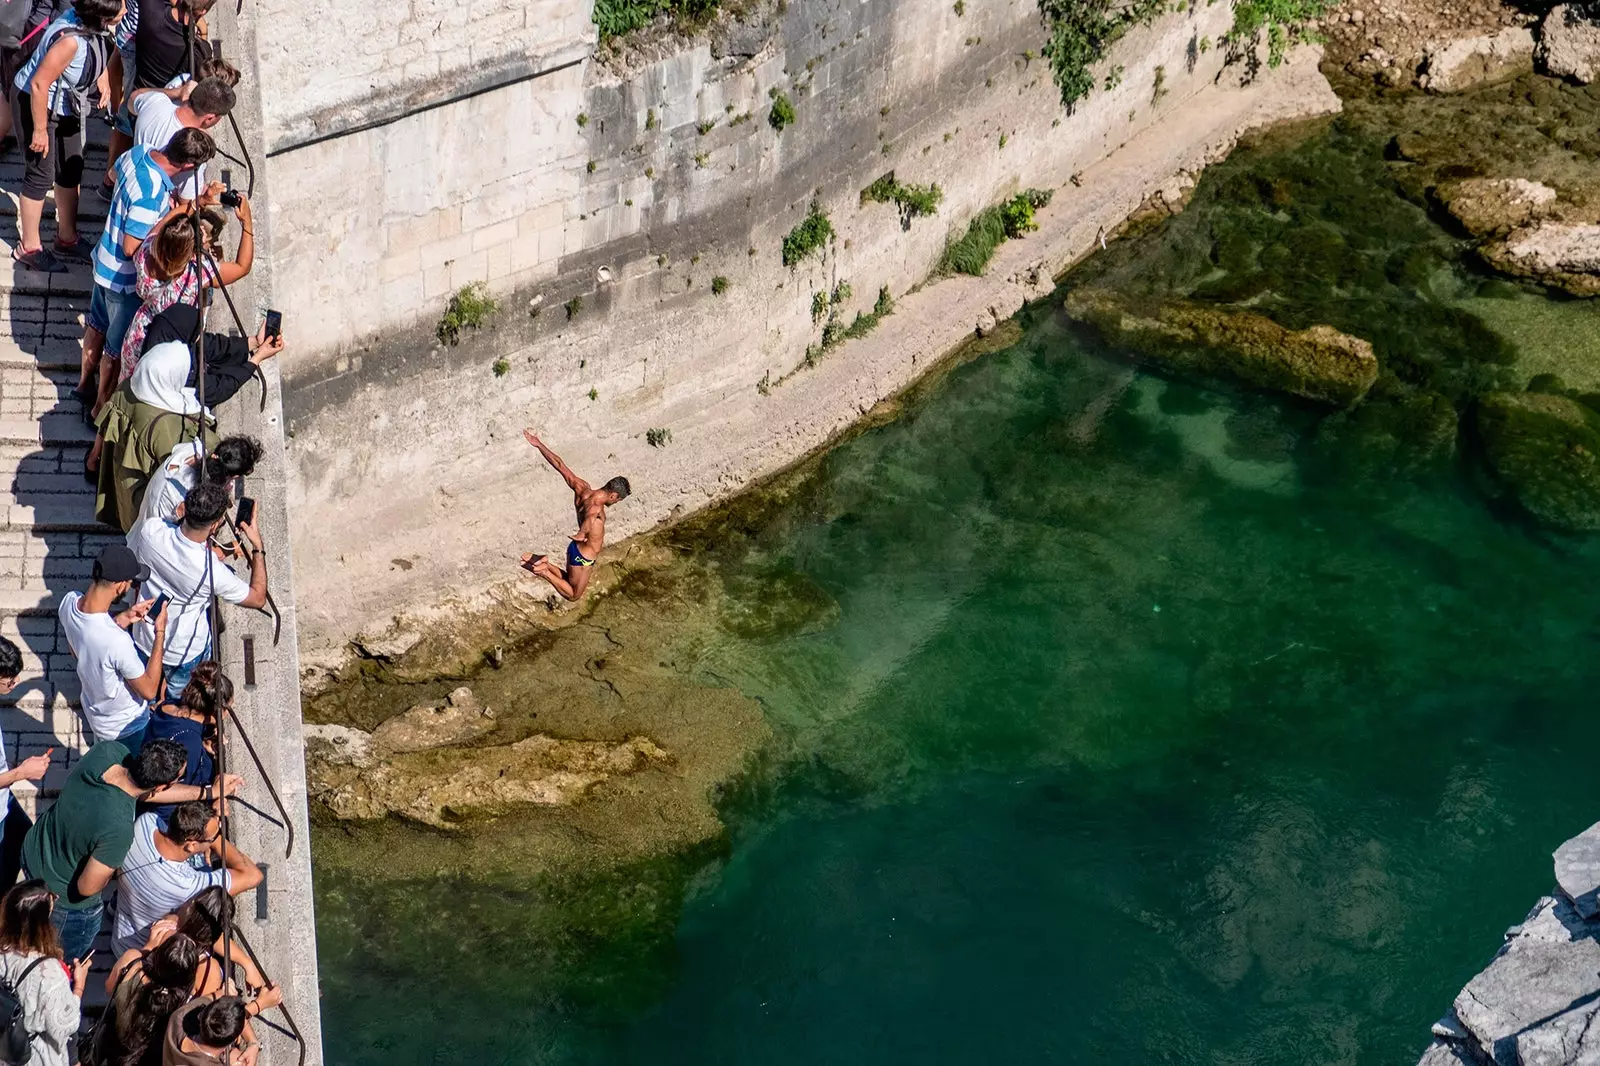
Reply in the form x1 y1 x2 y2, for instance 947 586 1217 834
94 338 216 531
138 301 282 411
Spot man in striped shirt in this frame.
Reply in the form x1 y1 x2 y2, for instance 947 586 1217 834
82 125 217 417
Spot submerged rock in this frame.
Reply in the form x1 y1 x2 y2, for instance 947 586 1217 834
1482 222 1600 296
1423 27 1535 92
1063 289 1378 407
1538 5 1600 84
1475 391 1600 531
370 685 497 755
1436 177 1558 239
306 723 673 828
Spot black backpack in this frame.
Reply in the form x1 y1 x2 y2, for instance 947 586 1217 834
0 956 48 1065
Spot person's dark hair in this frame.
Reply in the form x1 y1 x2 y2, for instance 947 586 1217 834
210 437 263 481
602 476 631 501
186 79 235 119
164 802 213 845
181 481 231 530
176 0 218 21
73 0 123 30
116 934 201 1066
173 886 231 946
129 738 188 791
178 661 233 718
186 996 248 1048
162 128 216 169
0 637 20 682
0 881 60 961
196 207 227 261
193 57 241 88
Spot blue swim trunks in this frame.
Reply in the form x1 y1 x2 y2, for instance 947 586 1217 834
566 540 595 570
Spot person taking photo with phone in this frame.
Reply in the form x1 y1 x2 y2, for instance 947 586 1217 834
57 544 169 749
126 481 267 700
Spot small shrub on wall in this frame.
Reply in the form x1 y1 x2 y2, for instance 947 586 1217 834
594 0 719 39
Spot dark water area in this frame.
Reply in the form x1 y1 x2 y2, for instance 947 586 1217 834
317 91 1600 1065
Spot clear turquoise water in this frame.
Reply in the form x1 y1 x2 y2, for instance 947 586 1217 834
317 101 1600 1065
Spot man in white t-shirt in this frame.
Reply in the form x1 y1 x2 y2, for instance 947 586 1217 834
134 435 264 529
127 76 235 202
58 544 170 749
112 801 262 955
128 481 268 700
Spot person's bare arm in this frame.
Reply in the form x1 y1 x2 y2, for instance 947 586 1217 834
213 194 254 285
210 835 263 896
26 38 74 156
74 856 116 900
524 430 589 493
120 602 167 702
235 515 269 610
141 773 243 807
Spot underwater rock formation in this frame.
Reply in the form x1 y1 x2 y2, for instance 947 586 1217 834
1481 222 1600 296
1475 391 1600 531
1063 289 1378 406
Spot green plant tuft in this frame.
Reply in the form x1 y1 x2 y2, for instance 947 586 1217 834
492 358 510 377
588 387 599 401
1039 0 1163 110
1229 0 1331 67
593 0 721 39
940 190 1052 276
953 0 965 12
566 296 584 320
769 90 797 132
646 427 673 447
645 107 659 130
861 173 944 225
587 160 597 173
577 112 589 127
782 201 834 267
711 275 730 295
697 118 717 135
436 282 499 346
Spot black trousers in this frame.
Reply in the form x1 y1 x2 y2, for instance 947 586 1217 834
13 91 84 199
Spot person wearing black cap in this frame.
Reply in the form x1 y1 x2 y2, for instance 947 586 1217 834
57 543 168 750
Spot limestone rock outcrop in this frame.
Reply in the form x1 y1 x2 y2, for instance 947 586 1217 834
1475 391 1600 531
1435 178 1558 239
1538 5 1600 84
1063 289 1378 407
1419 820 1600 1065
369 685 496 755
304 686 673 828
1424 27 1535 92
1481 222 1600 296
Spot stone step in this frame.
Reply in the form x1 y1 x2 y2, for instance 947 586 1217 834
2 498 107 533
0 412 93 446
0 588 55 615
0 234 94 296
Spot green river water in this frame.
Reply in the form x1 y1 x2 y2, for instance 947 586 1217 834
315 84 1600 1064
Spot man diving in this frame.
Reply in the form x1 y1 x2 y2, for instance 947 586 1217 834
519 429 632 601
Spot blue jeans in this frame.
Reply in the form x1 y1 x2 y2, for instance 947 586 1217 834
115 711 151 754
163 645 212 702
48 899 102 964
88 284 141 360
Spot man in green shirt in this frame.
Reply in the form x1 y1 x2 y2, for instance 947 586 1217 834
22 738 242 962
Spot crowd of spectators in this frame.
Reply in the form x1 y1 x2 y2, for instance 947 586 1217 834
0 0 288 1061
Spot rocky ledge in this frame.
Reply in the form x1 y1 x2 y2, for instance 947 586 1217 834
1063 289 1379 407
1418 821 1600 1065
304 685 674 828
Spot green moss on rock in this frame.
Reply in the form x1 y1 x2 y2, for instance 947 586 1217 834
1063 288 1379 407
1476 390 1600 531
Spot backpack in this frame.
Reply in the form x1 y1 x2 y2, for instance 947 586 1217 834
0 956 49 1065
52 25 108 117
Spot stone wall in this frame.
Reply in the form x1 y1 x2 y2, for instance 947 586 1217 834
262 0 1261 655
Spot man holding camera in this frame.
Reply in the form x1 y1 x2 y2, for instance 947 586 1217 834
127 481 267 700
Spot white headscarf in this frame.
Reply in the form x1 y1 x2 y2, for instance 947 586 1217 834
129 340 204 416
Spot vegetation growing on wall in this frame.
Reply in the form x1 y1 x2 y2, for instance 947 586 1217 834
861 174 944 227
940 190 1053 276
769 89 797 132
594 0 718 38
782 201 834 267
1036 0 1328 110
436 282 498 346
807 285 896 366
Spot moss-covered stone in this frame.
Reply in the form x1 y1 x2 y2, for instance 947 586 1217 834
1475 391 1600 530
1064 288 1379 407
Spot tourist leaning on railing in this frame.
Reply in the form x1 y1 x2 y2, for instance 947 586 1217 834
96 341 216 530
127 482 269 698
104 0 215 185
137 437 261 529
114 800 261 955
144 661 229 819
87 931 202 1066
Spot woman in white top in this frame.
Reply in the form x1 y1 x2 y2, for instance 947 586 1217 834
0 880 91 1066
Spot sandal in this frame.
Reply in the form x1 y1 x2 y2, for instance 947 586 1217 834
11 246 65 273
51 237 91 263
95 180 115 204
